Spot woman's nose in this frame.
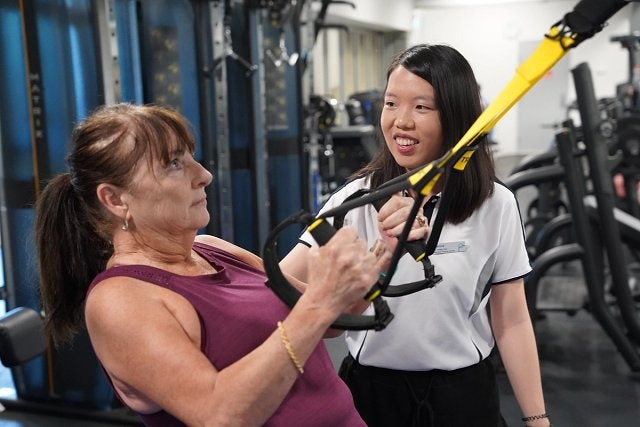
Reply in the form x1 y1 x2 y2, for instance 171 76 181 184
195 162 213 187
395 109 413 128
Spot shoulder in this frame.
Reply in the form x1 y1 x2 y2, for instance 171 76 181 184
485 180 519 209
341 176 371 195
194 235 263 270
493 180 517 199
84 276 204 415
85 275 202 364
86 275 194 321
468 180 522 225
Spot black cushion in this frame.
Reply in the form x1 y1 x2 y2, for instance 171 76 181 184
0 307 46 367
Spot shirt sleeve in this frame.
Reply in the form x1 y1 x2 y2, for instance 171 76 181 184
491 186 532 284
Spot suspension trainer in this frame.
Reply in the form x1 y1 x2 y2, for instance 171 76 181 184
263 0 632 331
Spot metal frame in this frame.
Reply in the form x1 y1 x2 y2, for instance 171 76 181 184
249 8 271 248
95 0 120 104
209 0 234 241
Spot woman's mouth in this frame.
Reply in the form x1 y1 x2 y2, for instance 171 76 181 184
396 137 418 146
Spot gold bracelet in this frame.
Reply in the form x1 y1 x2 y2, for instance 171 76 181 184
277 321 304 374
522 413 549 422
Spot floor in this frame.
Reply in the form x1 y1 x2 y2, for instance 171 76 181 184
0 404 141 427
498 310 640 426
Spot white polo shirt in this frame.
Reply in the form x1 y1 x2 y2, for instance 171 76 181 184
300 176 531 371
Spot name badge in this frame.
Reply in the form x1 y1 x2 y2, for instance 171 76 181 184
433 241 468 255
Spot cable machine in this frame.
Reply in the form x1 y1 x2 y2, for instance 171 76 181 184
0 0 129 418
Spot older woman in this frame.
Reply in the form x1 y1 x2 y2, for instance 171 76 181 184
35 103 387 426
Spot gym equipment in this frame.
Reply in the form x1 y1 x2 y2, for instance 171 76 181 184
263 212 395 331
0 307 45 368
612 33 640 114
534 115 640 372
506 35 640 264
609 34 640 216
305 94 337 212
524 62 640 373
510 147 558 175
0 0 115 411
323 124 377 189
346 90 384 129
572 62 640 347
504 161 568 259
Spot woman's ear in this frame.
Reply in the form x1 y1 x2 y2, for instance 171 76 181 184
96 183 128 219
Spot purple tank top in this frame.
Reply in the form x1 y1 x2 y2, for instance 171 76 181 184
88 242 365 427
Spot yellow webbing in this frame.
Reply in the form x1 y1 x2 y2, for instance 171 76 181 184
410 26 577 195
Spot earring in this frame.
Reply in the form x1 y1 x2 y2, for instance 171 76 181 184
122 219 129 231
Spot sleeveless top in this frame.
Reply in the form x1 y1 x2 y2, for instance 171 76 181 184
87 242 365 427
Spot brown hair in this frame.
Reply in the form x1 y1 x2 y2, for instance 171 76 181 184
35 103 195 343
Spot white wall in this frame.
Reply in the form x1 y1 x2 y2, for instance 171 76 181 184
411 0 630 155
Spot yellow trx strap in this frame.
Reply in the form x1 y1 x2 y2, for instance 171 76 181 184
409 26 577 196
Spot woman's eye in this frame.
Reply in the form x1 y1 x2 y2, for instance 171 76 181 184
417 104 438 112
384 101 395 108
169 159 181 168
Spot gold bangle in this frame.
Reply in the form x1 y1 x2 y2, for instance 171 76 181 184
277 321 304 374
522 413 549 422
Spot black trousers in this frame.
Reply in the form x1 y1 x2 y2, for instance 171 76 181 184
339 354 507 427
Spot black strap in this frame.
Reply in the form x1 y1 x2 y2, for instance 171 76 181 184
425 170 461 256
263 210 394 331
331 175 458 261
328 181 453 298
422 194 440 223
333 188 371 230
